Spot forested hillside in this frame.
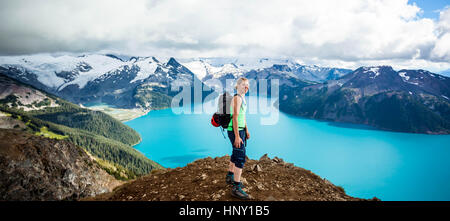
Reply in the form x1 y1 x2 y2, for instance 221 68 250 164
0 73 162 179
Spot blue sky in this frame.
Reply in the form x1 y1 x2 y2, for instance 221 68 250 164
412 0 449 20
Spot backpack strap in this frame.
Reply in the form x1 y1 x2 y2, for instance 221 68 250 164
220 127 227 139
222 93 228 114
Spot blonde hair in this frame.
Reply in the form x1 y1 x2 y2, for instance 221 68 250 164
235 77 249 89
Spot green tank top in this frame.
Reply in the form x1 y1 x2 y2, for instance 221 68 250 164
227 94 247 131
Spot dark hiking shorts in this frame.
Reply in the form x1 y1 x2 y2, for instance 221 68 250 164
227 129 247 169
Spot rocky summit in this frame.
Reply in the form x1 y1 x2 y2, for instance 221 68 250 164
86 155 379 201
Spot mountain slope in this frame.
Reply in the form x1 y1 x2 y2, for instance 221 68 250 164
86 155 379 201
0 128 122 201
280 66 450 134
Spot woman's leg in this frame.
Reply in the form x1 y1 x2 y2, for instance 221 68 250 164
228 161 235 173
233 167 242 182
233 129 246 183
227 130 236 174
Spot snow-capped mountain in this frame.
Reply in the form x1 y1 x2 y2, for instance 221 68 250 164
245 63 351 84
280 65 450 134
179 57 287 85
180 58 352 90
288 64 352 82
333 66 450 99
181 60 243 81
0 53 352 106
0 54 203 108
179 57 293 72
0 54 174 92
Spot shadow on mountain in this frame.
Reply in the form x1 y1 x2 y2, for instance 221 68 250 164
326 121 378 131
161 154 206 167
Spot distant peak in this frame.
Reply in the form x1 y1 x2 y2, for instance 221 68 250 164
259 58 269 63
104 54 124 61
129 56 139 62
167 57 181 67
223 63 238 68
272 64 291 72
356 65 394 74
378 65 394 71
360 65 392 70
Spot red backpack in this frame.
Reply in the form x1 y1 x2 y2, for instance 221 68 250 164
211 92 244 138
211 92 233 128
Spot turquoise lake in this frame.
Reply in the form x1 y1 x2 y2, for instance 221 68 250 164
124 96 450 201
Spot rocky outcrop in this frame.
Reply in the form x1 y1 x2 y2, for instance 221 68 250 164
86 154 379 201
0 129 122 201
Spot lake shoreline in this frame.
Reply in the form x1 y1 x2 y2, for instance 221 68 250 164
82 103 150 148
82 103 151 122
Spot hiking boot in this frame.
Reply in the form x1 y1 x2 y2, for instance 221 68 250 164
231 182 250 200
226 173 234 185
226 174 245 188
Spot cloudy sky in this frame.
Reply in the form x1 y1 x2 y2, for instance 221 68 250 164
1 0 450 71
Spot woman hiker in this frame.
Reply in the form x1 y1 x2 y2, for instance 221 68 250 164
226 77 251 200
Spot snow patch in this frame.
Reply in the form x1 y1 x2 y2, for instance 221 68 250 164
369 67 380 79
181 60 209 80
58 54 134 90
181 59 243 80
363 67 380 79
0 55 69 88
131 58 158 83
143 82 167 88
398 71 410 81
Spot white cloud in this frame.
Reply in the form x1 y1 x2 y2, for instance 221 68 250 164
0 0 449 70
431 6 450 61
